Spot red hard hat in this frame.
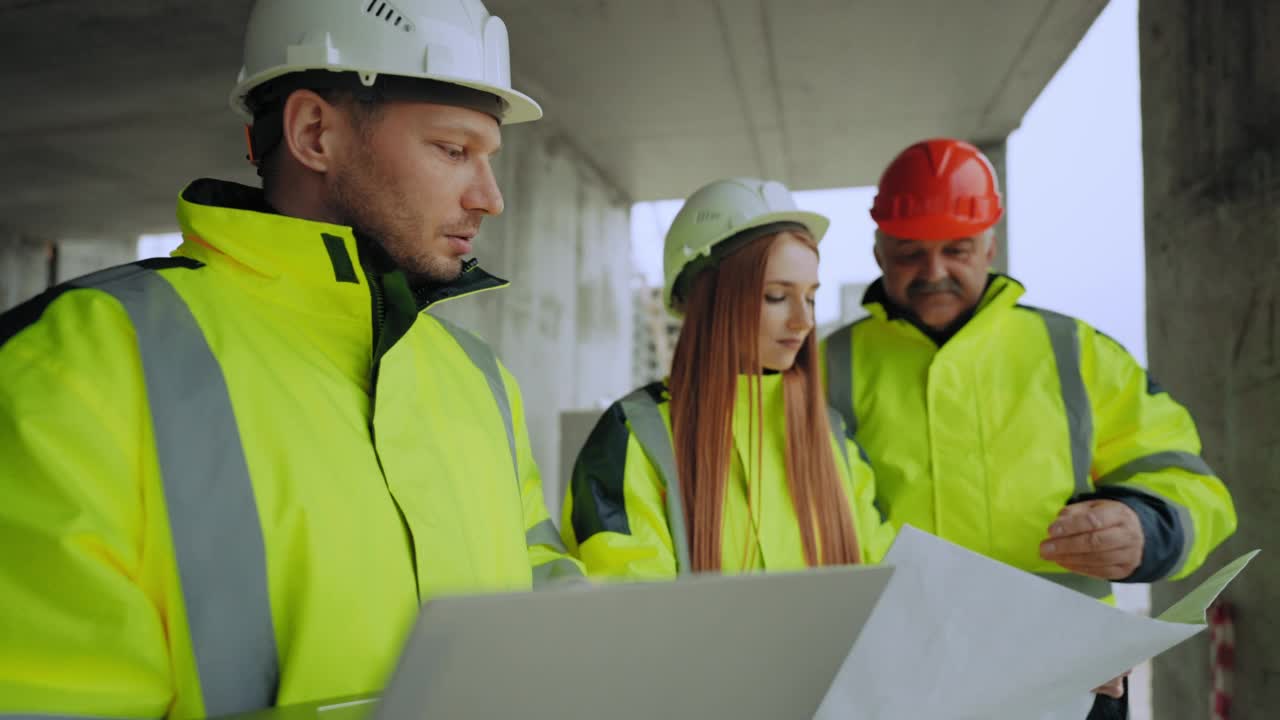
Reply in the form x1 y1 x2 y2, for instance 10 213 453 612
870 138 1003 241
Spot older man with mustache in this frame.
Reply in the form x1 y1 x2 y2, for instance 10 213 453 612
822 138 1235 719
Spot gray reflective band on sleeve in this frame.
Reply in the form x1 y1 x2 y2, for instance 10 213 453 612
85 267 279 715
825 405 887 524
433 318 583 583
826 406 851 473
1034 309 1094 498
1034 572 1113 600
525 518 569 553
824 324 857 439
1166 500 1195 577
532 557 586 586
434 318 518 483
1095 450 1215 485
619 389 692 575
1095 450 1211 576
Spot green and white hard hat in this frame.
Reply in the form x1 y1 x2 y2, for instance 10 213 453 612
663 177 830 313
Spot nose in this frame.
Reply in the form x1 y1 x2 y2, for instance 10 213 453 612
922 250 948 282
786 296 814 333
462 158 504 216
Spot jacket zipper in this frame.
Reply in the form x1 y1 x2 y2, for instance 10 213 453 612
363 263 421 601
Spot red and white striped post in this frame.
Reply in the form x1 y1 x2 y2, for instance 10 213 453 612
1209 600 1235 720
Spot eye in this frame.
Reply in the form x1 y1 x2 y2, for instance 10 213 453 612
944 247 971 258
805 296 816 306
764 294 786 304
436 143 466 161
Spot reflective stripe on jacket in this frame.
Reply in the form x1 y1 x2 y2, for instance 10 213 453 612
822 274 1235 599
563 374 895 579
0 179 580 719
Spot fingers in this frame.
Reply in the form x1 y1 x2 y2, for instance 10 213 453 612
1050 559 1135 580
1040 525 1141 557
1092 680 1125 699
1041 500 1144 579
1047 500 1135 540
1041 529 1142 579
1091 673 1130 699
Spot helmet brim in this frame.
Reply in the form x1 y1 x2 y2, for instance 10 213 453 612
662 209 831 314
873 210 1002 242
231 67 542 124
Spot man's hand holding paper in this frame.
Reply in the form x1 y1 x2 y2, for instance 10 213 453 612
1040 500 1145 580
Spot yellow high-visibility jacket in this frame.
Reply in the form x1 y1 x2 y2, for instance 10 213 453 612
562 374 896 578
0 179 580 719
822 274 1235 598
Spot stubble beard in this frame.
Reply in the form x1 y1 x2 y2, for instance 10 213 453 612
330 158 464 287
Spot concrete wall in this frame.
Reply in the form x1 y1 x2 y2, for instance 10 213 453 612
0 235 139 315
57 237 138 284
431 120 634 518
1141 1 1280 717
0 237 51 311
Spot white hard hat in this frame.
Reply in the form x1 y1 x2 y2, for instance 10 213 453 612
230 0 541 124
663 178 830 312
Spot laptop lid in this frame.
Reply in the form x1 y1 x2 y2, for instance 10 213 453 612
376 564 893 720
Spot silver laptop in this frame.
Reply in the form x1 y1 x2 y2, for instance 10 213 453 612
227 565 893 720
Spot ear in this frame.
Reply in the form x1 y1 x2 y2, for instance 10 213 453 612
280 89 347 175
873 238 886 273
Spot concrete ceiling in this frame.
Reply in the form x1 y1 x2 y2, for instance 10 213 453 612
0 0 1104 241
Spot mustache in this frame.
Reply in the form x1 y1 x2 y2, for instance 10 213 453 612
440 217 484 236
907 277 963 297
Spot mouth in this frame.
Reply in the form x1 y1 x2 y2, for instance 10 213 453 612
911 289 960 302
777 338 804 349
908 284 961 299
445 233 475 255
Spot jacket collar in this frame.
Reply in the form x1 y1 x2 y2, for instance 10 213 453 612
174 178 508 310
861 273 1027 344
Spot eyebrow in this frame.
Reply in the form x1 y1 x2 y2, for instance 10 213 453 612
764 280 821 289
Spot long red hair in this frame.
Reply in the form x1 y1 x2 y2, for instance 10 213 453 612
668 229 861 572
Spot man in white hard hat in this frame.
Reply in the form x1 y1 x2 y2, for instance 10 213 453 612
0 1 580 717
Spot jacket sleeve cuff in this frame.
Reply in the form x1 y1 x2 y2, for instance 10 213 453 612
1072 487 1186 583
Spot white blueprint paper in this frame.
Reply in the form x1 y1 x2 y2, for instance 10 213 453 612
815 526 1257 719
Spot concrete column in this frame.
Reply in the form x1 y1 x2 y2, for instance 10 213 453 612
0 236 54 311
431 121 633 516
1140 1 1280 717
57 237 138 283
976 139 1011 274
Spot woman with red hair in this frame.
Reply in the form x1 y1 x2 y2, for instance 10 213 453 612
562 178 893 576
